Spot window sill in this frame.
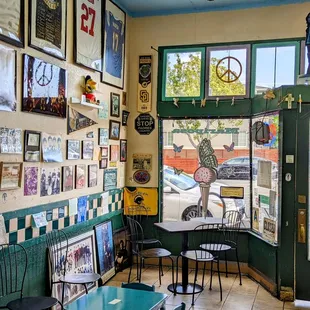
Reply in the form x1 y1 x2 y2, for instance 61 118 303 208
247 230 279 248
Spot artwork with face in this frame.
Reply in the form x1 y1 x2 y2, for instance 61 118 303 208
24 167 38 196
40 167 61 197
42 133 63 162
62 166 73 192
75 164 86 189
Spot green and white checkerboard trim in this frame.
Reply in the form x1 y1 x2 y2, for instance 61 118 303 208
3 189 123 244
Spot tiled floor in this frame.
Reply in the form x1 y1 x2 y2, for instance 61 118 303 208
106 265 310 310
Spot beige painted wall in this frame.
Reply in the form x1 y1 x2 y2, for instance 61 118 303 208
0 0 130 213
126 2 309 187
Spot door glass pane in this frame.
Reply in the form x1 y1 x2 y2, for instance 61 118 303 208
275 46 296 87
162 118 250 227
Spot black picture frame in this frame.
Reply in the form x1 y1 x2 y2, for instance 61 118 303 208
24 130 41 162
120 139 127 162
0 0 24 47
101 0 126 89
122 110 130 126
62 165 74 192
109 120 120 140
88 164 98 187
110 92 120 117
66 140 81 160
99 158 108 169
29 0 67 60
82 140 94 160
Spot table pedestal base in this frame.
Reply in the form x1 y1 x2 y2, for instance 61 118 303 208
167 283 203 295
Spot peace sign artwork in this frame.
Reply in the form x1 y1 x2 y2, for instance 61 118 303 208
22 54 67 119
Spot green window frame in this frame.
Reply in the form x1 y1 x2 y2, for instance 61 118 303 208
251 41 301 97
161 47 206 101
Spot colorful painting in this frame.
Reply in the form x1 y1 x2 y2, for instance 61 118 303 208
24 167 38 196
110 92 120 117
82 140 94 160
120 139 127 162
0 163 22 190
0 128 22 154
68 107 97 134
24 130 41 162
110 145 119 162
98 128 109 146
67 140 80 160
0 45 16 112
22 55 67 118
77 196 87 223
42 133 63 163
102 0 126 89
88 164 98 187
75 164 86 189
40 167 60 197
104 169 117 191
62 166 73 192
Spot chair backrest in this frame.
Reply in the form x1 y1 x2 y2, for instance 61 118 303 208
121 282 155 292
46 230 69 281
223 210 242 246
0 244 27 299
126 205 148 224
126 217 144 255
174 302 186 310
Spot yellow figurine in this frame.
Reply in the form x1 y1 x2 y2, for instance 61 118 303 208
84 75 98 104
263 89 276 100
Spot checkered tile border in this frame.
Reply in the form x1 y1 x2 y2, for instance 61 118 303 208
3 189 123 244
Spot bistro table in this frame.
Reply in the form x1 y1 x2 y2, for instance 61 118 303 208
154 218 227 295
66 286 168 310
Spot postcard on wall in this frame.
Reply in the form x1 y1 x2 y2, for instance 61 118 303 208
101 191 109 214
0 162 22 190
104 169 117 191
0 45 16 112
40 167 60 197
24 167 38 196
32 212 48 228
98 101 109 120
263 218 276 243
257 160 272 189
77 196 88 223
0 128 22 154
269 190 276 217
24 130 41 162
42 133 63 163
69 198 78 216
132 153 152 171
22 55 67 118
30 0 67 59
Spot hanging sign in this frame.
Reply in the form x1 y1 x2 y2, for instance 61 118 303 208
137 55 152 113
135 113 155 135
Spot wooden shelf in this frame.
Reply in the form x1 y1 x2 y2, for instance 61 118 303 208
71 96 103 110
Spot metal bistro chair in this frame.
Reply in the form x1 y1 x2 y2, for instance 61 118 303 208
46 230 100 306
174 303 186 310
0 243 62 310
200 211 243 285
121 282 155 292
127 217 174 286
175 224 224 306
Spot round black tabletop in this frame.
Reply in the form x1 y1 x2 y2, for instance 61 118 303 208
7 296 59 310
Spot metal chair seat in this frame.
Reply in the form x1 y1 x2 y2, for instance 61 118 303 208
7 296 59 310
136 238 161 245
140 248 171 258
59 273 101 284
200 243 232 252
180 250 214 262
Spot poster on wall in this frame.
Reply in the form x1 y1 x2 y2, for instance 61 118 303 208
0 128 22 154
51 231 97 307
0 0 24 47
113 227 131 272
22 54 67 118
24 167 38 196
42 133 63 163
77 196 87 223
263 218 276 242
74 0 102 71
137 55 152 113
0 45 16 112
104 169 117 191
40 167 61 197
132 153 152 171
257 160 272 189
101 0 126 89
68 107 97 134
29 0 67 59
0 162 22 190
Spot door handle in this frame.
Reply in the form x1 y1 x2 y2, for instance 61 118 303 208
298 209 306 243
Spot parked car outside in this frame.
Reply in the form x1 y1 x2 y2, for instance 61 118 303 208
163 166 245 222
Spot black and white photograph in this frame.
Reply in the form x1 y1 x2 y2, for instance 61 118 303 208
0 127 22 154
109 120 120 141
88 164 98 187
24 130 41 162
67 140 80 160
40 167 61 197
42 133 63 163
82 140 94 160
110 92 120 117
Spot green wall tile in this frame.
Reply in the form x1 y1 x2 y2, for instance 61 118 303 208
18 217 26 230
52 221 59 230
9 232 17 244
46 210 53 221
25 227 33 240
39 226 46 236
64 217 70 227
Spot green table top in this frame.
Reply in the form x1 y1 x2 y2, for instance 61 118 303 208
66 286 168 310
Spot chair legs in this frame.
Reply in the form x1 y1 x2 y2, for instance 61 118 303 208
235 248 242 285
217 260 222 301
61 282 65 306
174 256 180 296
202 262 206 287
128 253 134 283
192 261 199 306
224 251 228 278
158 258 162 285
209 260 213 291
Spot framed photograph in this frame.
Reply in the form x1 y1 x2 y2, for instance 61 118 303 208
24 167 38 196
75 164 86 189
110 145 119 162
120 139 127 162
0 128 22 154
109 120 120 141
113 227 131 272
88 164 98 187
0 162 22 190
110 93 120 117
101 147 108 158
22 54 67 119
0 45 16 112
24 130 41 162
99 158 108 169
101 0 126 89
29 0 67 60
94 221 116 284
82 140 94 160
62 166 74 192
98 128 109 146
40 167 60 197
104 169 117 191
0 0 24 47
74 0 102 71
67 140 80 160
122 110 130 126
50 231 97 306
42 133 63 163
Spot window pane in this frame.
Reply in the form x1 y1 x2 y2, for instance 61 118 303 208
165 50 202 98
275 46 296 87
208 48 248 97
305 45 309 74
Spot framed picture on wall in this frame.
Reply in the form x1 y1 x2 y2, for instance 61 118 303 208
29 0 67 60
0 45 16 112
110 93 120 117
82 140 94 160
74 0 102 71
101 147 108 158
88 164 98 187
62 165 74 192
101 0 126 89
0 162 22 190
110 145 119 162
24 130 41 162
109 120 120 141
98 128 109 146
67 140 80 160
40 167 61 197
99 158 108 169
120 139 127 162
22 54 67 119
75 164 86 189
0 0 24 47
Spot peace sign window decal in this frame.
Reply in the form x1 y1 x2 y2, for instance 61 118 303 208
206 45 250 99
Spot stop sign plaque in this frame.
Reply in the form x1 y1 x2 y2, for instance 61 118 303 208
135 113 155 135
